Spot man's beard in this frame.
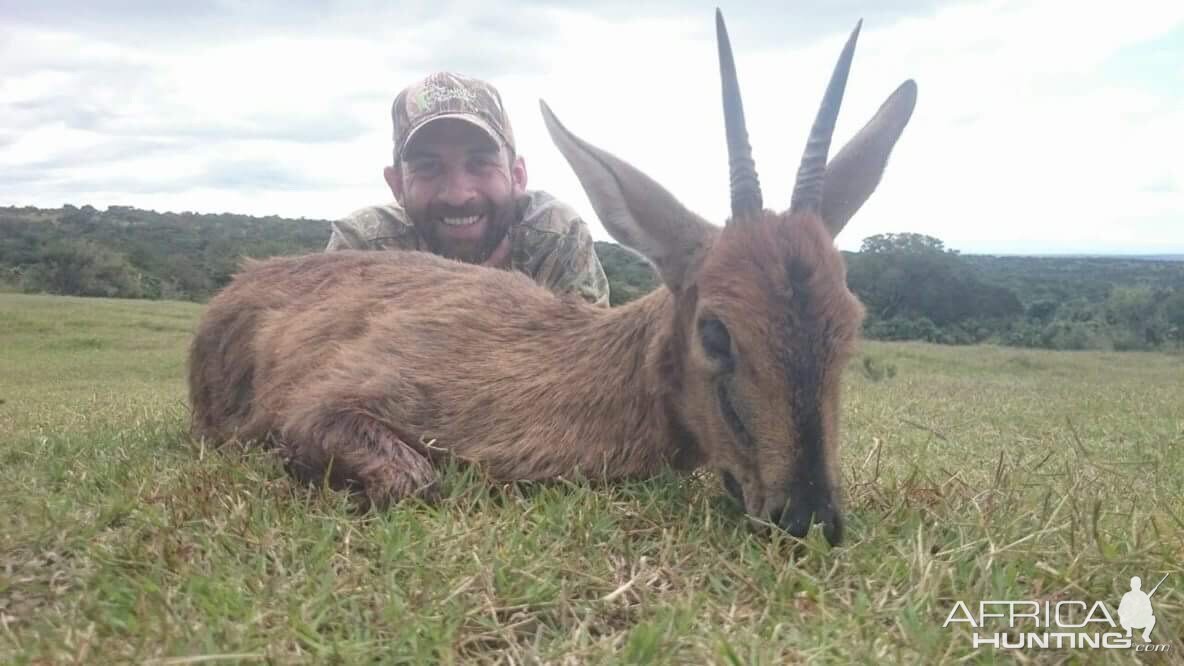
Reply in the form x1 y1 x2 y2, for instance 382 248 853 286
411 198 516 264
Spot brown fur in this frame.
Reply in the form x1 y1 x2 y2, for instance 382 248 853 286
189 248 700 505
187 16 915 542
187 213 860 512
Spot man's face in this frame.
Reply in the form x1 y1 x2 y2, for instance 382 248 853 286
386 118 527 264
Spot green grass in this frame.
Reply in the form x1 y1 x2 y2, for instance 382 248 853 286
1 292 1181 664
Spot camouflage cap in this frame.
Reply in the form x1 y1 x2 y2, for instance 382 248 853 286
391 72 516 162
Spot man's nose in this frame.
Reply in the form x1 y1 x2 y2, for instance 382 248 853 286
439 169 476 207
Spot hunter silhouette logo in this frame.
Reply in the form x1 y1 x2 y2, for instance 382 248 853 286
1118 574 1167 643
943 573 1171 652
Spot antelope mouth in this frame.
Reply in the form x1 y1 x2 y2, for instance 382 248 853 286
721 471 843 545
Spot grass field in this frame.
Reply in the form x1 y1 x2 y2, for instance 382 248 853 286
1 292 1182 664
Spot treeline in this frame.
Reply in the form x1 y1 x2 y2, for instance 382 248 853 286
3 206 1182 351
842 233 1184 351
1 204 327 301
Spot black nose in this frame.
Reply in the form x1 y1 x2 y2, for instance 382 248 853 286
774 501 843 546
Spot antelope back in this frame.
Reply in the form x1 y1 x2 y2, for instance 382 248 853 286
540 11 917 543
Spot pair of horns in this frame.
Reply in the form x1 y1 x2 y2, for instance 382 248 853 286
717 9 860 220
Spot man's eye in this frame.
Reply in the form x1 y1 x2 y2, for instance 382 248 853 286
409 161 441 175
470 158 497 171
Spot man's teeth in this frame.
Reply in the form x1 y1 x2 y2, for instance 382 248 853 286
440 215 482 227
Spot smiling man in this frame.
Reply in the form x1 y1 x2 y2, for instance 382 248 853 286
326 72 610 307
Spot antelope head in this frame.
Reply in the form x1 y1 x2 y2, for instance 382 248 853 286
541 11 916 545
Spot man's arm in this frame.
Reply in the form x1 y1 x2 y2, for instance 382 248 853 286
326 218 365 251
534 215 611 308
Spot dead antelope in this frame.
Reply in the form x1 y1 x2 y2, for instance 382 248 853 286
187 11 916 545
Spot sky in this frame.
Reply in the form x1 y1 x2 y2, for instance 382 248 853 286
1 0 1181 255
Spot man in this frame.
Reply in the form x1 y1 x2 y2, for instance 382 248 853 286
327 72 610 307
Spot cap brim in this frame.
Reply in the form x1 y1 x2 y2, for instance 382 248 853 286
400 113 504 159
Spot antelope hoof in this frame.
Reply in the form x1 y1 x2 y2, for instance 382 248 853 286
356 463 440 509
354 438 442 508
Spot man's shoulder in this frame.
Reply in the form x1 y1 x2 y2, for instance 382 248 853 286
329 202 418 250
517 190 587 236
338 202 415 236
511 190 597 262
512 190 611 307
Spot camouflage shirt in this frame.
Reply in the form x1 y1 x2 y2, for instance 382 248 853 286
326 190 610 307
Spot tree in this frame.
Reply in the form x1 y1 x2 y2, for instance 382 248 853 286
1104 286 1167 349
1026 299 1059 322
595 241 659 306
859 232 955 256
21 240 144 298
848 233 1019 328
1163 288 1184 347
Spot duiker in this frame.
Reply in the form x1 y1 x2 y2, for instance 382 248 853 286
188 11 916 545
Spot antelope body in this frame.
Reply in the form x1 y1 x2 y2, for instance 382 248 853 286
187 11 917 545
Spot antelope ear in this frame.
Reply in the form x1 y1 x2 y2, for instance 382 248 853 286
540 99 715 290
820 79 917 237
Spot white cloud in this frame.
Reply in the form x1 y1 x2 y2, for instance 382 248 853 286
1 0 1181 254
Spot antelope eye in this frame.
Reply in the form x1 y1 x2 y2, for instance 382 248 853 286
698 317 733 363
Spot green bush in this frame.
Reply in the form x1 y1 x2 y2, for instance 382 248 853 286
20 240 146 299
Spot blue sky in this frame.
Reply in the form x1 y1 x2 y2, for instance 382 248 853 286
1 0 1180 255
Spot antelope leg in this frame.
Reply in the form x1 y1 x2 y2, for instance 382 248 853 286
281 412 441 507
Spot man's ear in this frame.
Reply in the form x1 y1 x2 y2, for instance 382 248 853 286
384 165 405 202
510 154 528 195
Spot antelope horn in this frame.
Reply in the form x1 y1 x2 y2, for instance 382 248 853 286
716 9 762 221
790 20 861 214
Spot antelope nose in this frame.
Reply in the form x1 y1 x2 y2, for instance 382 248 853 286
776 500 843 546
